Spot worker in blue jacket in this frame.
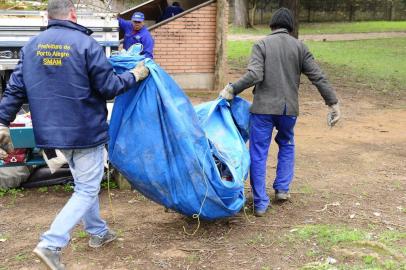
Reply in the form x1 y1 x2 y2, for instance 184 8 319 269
0 0 149 268
159 2 184 22
118 11 154 58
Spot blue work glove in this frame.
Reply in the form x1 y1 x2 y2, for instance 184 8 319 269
219 83 235 101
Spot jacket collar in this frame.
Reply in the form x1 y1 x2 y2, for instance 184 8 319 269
133 25 146 34
47 19 93 36
270 28 289 35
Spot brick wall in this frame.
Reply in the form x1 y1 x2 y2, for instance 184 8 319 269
150 3 217 74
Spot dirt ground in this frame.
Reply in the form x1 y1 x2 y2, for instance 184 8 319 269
0 69 405 270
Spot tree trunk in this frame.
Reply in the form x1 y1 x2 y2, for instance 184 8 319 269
234 0 249 28
251 0 257 27
348 3 355 21
372 0 377 18
260 7 264 24
214 0 228 91
390 1 395 21
387 1 392 20
278 0 300 38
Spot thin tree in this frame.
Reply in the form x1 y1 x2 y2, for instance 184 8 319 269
234 0 250 28
250 0 257 27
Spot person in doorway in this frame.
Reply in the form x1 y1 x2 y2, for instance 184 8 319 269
118 11 154 58
219 8 341 217
159 2 184 22
0 0 150 268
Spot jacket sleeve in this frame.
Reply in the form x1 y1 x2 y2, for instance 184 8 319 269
141 32 154 59
118 17 132 33
0 51 27 126
87 40 136 100
301 44 338 105
232 42 265 95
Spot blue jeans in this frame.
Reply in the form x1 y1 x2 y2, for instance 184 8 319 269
38 145 109 250
249 113 297 210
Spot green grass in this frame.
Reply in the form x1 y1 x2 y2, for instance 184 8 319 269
227 37 406 92
289 225 406 270
306 38 406 91
0 188 24 205
186 253 199 263
246 232 267 245
101 179 118 190
229 25 271 36
297 184 314 194
229 21 406 36
227 40 255 68
291 224 368 247
0 188 23 198
0 234 7 242
63 183 74 192
301 21 406 35
301 262 404 270
379 230 406 243
74 230 88 239
14 252 27 262
38 187 48 193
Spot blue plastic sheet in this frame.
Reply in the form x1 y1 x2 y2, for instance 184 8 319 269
109 54 250 220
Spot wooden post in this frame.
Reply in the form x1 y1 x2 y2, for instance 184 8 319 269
213 0 228 91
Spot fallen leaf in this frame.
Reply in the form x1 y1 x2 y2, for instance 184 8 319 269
326 256 337 264
128 199 138 204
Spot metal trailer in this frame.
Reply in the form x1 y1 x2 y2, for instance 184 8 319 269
0 10 119 92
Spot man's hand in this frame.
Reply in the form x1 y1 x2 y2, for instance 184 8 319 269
130 61 150 82
327 103 341 127
219 83 235 101
0 124 14 159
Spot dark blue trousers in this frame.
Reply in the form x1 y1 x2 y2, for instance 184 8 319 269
249 113 297 210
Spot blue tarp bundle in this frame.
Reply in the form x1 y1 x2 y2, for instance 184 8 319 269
108 53 250 220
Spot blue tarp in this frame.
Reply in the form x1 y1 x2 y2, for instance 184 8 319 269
108 54 250 220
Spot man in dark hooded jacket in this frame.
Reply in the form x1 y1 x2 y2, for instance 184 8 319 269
220 8 341 217
159 2 184 21
0 0 149 268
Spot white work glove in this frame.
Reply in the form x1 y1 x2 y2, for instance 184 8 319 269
327 103 341 127
0 123 14 159
130 61 150 82
219 83 235 101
